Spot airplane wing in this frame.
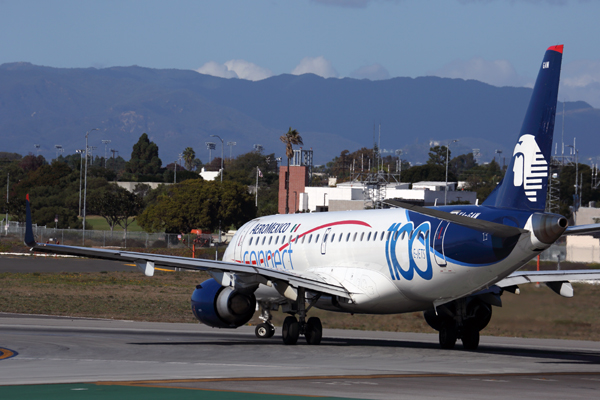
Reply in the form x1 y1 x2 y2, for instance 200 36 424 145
382 199 527 238
23 197 351 300
28 243 351 298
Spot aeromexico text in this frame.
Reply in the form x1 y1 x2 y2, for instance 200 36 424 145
250 222 296 235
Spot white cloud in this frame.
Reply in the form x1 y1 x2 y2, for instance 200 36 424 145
291 56 338 78
559 60 600 108
350 63 390 80
223 60 273 81
196 60 273 81
428 57 532 87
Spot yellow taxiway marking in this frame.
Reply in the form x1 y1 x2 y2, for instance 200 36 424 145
124 263 174 272
0 348 16 360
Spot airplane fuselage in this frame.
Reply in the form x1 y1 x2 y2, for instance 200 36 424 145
224 205 544 314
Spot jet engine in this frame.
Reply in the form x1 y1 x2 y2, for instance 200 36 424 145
191 278 256 328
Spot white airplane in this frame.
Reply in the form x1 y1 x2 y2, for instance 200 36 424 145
25 45 600 350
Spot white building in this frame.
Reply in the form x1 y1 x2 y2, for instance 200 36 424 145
299 181 477 213
199 167 222 181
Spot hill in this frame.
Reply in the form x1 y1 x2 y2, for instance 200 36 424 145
1 62 598 165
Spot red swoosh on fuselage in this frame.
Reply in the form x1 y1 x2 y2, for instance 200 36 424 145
278 219 372 252
234 220 372 264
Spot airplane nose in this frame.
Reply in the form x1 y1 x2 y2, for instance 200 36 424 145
531 213 568 244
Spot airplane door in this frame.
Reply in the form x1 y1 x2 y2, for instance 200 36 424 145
321 228 331 255
235 221 260 262
433 221 449 267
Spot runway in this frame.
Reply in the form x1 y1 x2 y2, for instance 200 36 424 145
2 314 600 399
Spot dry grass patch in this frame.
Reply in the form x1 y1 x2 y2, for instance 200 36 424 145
2 270 600 341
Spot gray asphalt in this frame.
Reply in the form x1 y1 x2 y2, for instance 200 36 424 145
0 254 137 273
1 314 600 399
2 255 600 398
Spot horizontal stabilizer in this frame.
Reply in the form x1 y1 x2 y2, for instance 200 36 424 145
383 200 527 238
564 224 600 235
497 270 600 287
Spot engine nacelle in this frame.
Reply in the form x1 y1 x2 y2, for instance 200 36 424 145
191 278 256 328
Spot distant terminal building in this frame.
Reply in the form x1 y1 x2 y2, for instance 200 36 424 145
278 151 477 213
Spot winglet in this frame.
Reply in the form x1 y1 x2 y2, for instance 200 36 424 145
24 194 36 247
547 44 564 54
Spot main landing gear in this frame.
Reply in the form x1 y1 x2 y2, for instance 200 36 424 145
424 297 492 351
255 288 323 345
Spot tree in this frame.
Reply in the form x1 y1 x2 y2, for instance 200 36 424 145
182 147 196 170
427 146 450 166
19 153 46 172
280 127 303 214
89 185 143 235
138 180 255 233
125 133 162 176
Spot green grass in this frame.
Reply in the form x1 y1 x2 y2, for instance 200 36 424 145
84 216 145 232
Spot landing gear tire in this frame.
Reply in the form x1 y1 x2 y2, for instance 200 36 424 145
461 329 480 350
255 323 275 339
305 317 322 345
439 324 457 350
282 316 300 345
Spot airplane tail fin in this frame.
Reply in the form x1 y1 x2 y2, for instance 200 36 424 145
483 45 563 212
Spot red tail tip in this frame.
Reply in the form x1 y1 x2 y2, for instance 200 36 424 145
26 194 29 201
547 45 563 54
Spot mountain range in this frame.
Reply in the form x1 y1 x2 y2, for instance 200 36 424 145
1 62 599 167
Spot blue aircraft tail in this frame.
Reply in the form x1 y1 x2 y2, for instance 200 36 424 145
483 45 563 212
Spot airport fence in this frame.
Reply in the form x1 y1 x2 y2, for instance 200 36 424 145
2 221 214 250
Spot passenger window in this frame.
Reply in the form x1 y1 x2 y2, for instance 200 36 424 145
302 235 306 244
339 234 343 242
323 233 328 243
395 231 399 240
367 232 371 241
261 237 265 245
269 236 273 245
275 236 279 245
401 231 406 240
386 231 391 241
315 234 320 242
331 233 335 242
249 237 253 245
295 235 299 243
309 234 313 243
353 232 357 242
380 231 385 241
346 233 350 242
360 232 364 241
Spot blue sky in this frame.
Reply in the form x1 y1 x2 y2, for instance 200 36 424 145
1 0 600 106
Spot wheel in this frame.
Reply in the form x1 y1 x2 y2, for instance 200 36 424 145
439 324 457 350
461 329 480 350
282 316 299 345
305 317 322 345
255 323 275 339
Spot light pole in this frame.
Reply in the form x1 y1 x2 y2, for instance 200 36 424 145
75 149 85 216
54 145 63 159
102 140 111 167
5 172 9 232
445 139 459 206
227 141 237 160
210 135 224 182
83 128 99 245
205 142 216 164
